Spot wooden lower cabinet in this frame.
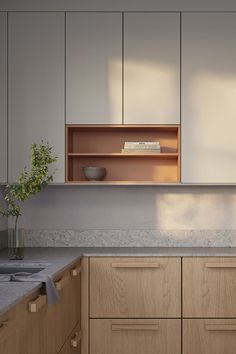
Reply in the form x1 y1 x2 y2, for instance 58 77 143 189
46 262 81 354
0 260 81 354
90 319 181 354
90 257 181 318
183 257 236 317
0 309 18 354
59 323 81 354
18 291 48 354
183 319 236 354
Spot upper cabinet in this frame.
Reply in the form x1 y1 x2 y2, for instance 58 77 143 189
124 13 180 125
8 12 65 183
182 13 236 183
66 13 122 125
0 13 7 183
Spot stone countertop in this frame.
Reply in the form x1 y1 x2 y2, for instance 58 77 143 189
80 246 236 257
1 247 236 316
0 248 82 316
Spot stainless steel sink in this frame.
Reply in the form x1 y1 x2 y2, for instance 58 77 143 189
0 267 45 274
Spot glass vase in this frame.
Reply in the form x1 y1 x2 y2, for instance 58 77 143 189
8 228 25 260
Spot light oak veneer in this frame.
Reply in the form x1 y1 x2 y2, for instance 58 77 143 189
183 319 236 354
183 257 236 317
90 257 181 318
90 319 181 354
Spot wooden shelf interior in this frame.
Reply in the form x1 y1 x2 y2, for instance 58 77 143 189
66 125 180 183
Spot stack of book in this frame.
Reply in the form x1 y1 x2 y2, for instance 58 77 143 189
121 142 161 154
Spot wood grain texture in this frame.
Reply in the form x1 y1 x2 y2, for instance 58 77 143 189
90 257 181 318
17 289 48 354
0 260 81 354
183 319 236 354
90 319 181 354
0 308 18 354
81 257 89 354
46 261 81 354
183 257 236 317
66 125 180 183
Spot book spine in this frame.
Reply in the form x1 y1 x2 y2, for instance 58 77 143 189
122 149 161 154
124 142 160 146
123 147 161 150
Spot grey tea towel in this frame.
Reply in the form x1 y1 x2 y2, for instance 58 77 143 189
9 272 59 305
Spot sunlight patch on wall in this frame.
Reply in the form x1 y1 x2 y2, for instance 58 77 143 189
124 59 179 121
154 190 236 230
185 71 236 180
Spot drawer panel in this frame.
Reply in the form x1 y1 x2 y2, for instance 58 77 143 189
91 319 181 354
90 257 181 317
183 319 236 354
46 261 81 353
183 257 236 317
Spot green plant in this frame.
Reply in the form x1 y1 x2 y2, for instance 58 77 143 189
0 141 57 231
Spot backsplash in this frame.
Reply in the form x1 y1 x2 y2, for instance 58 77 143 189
19 186 236 230
24 229 236 247
2 185 236 247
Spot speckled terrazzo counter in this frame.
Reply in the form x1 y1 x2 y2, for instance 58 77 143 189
24 229 236 247
1 247 236 316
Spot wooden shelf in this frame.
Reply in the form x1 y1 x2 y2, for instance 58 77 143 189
66 124 180 183
64 181 181 185
68 152 179 158
67 124 179 132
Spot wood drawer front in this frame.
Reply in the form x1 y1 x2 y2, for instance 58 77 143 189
183 257 236 317
90 257 181 318
17 289 48 354
46 262 81 353
183 319 236 354
90 319 181 354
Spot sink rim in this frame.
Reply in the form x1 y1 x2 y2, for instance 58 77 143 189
0 262 52 275
0 262 52 267
0 266 46 275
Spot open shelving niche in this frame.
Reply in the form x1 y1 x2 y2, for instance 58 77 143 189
66 125 180 184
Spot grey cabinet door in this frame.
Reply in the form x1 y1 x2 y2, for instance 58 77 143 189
66 13 122 124
8 12 65 183
124 13 180 124
182 13 236 183
0 13 7 183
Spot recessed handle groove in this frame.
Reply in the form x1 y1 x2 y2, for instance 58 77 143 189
111 262 160 269
111 324 159 331
205 262 236 268
205 323 236 331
